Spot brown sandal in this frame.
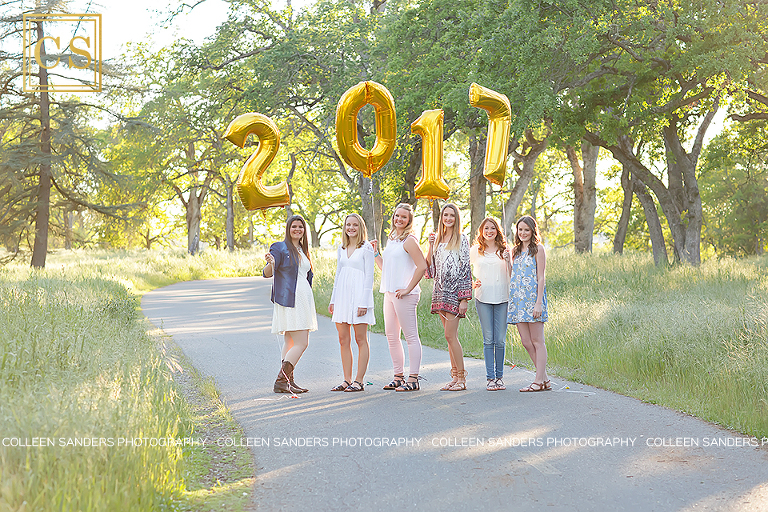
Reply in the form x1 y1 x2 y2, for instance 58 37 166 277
519 382 548 392
331 380 350 391
447 370 467 391
440 368 458 391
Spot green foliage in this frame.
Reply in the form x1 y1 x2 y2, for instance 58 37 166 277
700 122 768 256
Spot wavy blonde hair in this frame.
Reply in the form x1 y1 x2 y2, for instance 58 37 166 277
435 203 462 251
388 203 415 241
341 213 367 249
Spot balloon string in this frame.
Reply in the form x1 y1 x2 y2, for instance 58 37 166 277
368 177 376 242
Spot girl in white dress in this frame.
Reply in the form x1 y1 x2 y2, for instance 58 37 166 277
329 214 375 392
263 215 318 393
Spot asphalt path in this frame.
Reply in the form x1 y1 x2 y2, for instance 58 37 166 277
142 276 768 512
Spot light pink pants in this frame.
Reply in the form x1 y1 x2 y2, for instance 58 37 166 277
383 291 422 376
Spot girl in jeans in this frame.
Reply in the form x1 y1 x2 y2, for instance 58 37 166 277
470 217 510 391
373 203 428 392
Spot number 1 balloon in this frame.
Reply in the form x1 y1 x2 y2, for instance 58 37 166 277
223 113 290 211
469 83 511 187
412 109 450 202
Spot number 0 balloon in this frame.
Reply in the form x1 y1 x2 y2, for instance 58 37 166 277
223 113 290 211
335 81 397 177
469 83 511 186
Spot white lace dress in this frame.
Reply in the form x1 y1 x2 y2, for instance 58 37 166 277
271 252 318 334
330 242 375 325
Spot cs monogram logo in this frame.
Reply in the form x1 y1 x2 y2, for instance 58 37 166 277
22 13 102 93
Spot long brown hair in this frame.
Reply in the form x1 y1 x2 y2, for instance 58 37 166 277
388 203 415 241
512 215 541 259
435 203 462 251
474 217 506 259
284 214 312 268
341 213 367 249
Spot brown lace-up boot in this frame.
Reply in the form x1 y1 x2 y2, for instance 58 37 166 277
287 362 308 393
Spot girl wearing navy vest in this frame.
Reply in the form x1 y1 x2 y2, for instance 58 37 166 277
263 215 317 393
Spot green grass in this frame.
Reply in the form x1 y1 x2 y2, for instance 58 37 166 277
0 248 268 511
313 250 768 437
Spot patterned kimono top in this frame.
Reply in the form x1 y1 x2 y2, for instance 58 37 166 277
426 234 472 318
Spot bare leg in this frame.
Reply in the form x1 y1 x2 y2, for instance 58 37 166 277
283 330 309 366
352 323 369 383
528 322 549 384
335 323 353 383
281 333 293 361
442 313 464 387
516 323 536 366
439 314 458 389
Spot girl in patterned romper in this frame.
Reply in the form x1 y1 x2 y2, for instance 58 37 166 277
426 203 472 391
507 215 550 392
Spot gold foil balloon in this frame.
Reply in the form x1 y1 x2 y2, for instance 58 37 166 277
223 113 289 211
469 83 511 186
335 81 397 177
412 109 450 201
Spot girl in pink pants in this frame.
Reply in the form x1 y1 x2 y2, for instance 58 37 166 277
373 203 428 392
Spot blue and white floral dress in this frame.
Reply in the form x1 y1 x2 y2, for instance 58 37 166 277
507 251 548 324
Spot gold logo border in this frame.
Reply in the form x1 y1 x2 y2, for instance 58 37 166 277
22 13 102 93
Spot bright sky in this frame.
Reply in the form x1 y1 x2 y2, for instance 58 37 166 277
99 0 228 58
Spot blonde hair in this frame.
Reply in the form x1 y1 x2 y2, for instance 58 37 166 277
341 213 367 249
435 203 462 251
388 203 415 241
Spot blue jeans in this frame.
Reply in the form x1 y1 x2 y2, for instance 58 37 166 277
476 300 508 380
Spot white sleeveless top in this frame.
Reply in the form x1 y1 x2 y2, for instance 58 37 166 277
379 236 420 295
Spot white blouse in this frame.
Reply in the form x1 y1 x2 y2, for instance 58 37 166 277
470 244 509 304
379 235 420 295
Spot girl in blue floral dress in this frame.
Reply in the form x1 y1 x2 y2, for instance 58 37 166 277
507 216 550 392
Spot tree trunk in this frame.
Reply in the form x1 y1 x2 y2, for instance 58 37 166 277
187 185 202 255
64 209 73 250
248 216 254 246
399 142 422 207
468 133 487 239
144 229 152 250
586 103 715 266
502 131 549 239
31 21 51 269
431 200 440 233
567 140 599 253
633 178 668 266
529 178 540 219
614 164 633 254
225 177 235 252
309 221 320 248
662 107 716 266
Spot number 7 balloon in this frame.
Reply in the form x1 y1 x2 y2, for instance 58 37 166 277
469 83 511 187
223 113 290 211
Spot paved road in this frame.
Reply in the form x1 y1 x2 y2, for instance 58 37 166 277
142 276 768 512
